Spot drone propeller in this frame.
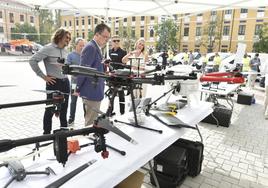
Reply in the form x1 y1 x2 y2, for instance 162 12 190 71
33 89 70 95
91 107 137 144
0 85 16 88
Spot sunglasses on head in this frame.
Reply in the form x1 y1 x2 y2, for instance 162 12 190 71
113 40 120 42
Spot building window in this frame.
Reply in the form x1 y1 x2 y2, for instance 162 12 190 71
69 20 72 26
0 26 3 33
76 19 79 26
115 30 119 35
240 8 248 13
140 29 144 37
115 17 119 23
225 10 232 14
77 33 79 37
240 20 246 23
124 18 127 22
238 25 246 35
255 24 263 35
150 29 154 37
64 21 67 27
151 16 154 20
88 18 91 25
9 13 14 23
197 13 203 16
0 11 2 19
82 32 85 38
82 19 84 25
173 14 177 20
94 18 98 24
20 15 24 22
196 27 201 36
184 27 189 36
30 16 34 23
131 27 135 38
257 7 265 12
211 11 216 16
223 26 230 36
132 17 135 22
141 16 145 21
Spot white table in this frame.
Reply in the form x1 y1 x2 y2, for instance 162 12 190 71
0 102 213 188
199 83 240 109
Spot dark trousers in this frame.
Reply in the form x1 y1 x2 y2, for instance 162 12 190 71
43 78 70 134
69 95 86 120
107 89 125 115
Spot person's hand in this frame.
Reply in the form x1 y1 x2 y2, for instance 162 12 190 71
44 76 56 85
72 91 79 96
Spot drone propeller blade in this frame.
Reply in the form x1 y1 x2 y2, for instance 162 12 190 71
50 62 65 66
97 118 137 145
33 89 70 95
0 85 16 88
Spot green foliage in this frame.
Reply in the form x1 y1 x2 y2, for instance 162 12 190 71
39 10 54 45
119 26 136 52
155 19 179 52
253 24 268 53
87 30 94 41
199 15 222 53
11 23 38 41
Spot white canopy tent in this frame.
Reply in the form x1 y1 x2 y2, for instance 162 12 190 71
18 0 268 19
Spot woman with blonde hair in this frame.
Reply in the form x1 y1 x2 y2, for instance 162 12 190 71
122 38 149 98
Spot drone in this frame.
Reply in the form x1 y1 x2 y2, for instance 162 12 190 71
0 160 55 188
62 63 197 132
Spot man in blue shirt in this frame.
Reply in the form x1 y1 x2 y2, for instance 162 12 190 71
76 23 111 126
249 53 261 89
66 38 85 125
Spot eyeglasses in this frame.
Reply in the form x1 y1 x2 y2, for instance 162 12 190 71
113 40 120 43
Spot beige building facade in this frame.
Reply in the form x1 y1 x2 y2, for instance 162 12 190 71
61 7 268 54
0 0 39 43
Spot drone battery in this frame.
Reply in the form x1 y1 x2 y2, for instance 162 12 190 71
202 106 232 127
173 138 204 177
237 92 254 105
153 145 188 183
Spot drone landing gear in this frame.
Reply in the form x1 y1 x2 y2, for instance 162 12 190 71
1 160 55 188
115 85 162 134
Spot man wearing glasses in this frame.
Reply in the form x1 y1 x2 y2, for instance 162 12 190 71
76 23 111 126
29 28 71 134
106 35 127 116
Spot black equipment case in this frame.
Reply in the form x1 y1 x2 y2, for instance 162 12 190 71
237 92 254 105
150 145 188 188
173 138 204 177
201 106 232 127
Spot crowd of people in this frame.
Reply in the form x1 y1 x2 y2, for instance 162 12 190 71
28 23 150 133
28 23 268 134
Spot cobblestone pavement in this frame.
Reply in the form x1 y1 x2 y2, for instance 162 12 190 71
0 56 268 188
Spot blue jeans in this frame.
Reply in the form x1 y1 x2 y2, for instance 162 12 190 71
69 95 86 121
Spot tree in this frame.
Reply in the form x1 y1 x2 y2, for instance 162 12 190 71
253 24 268 53
54 9 62 29
11 23 38 41
199 15 222 53
155 18 179 52
38 10 54 45
87 30 94 41
119 26 136 52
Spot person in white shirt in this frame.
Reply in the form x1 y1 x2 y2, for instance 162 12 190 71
261 59 268 119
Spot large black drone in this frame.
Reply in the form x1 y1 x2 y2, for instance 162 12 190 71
62 62 197 133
